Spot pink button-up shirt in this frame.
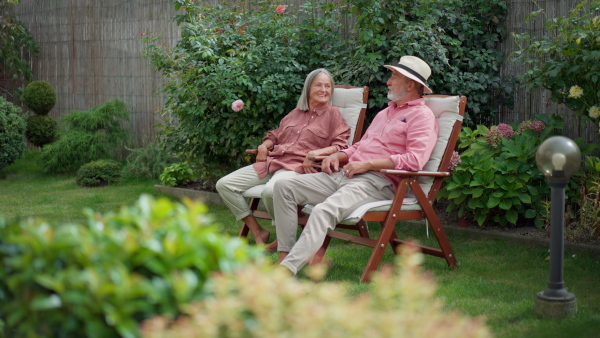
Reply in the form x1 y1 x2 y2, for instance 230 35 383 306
253 104 350 178
342 98 438 190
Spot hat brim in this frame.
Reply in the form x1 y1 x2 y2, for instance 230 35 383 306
384 65 432 93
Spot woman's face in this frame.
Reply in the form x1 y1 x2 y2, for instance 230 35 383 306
308 73 332 108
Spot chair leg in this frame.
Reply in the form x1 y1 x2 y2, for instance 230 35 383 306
361 219 398 283
310 235 332 265
239 222 250 238
422 204 457 268
357 220 369 238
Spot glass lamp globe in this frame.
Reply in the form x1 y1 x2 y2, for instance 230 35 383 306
535 136 581 179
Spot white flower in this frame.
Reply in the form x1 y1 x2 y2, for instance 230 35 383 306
568 85 584 98
589 106 600 119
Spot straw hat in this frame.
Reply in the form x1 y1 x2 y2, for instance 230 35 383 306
384 55 432 94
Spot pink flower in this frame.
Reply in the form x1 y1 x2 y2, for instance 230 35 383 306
484 129 502 148
496 123 514 138
276 5 286 14
529 120 545 134
231 99 244 112
448 151 461 172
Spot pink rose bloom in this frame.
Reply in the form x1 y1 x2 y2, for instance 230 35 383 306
276 5 286 14
231 99 244 112
496 123 514 138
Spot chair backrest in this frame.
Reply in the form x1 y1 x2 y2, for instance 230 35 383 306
332 85 369 145
407 95 466 201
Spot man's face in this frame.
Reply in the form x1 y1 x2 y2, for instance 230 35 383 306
386 71 409 102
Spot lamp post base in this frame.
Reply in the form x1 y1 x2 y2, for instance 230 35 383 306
534 292 577 319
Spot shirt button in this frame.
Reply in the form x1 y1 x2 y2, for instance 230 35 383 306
304 124 307 126
282 151 284 153
311 116 314 119
297 131 300 133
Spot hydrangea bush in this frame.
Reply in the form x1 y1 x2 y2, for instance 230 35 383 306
513 0 600 130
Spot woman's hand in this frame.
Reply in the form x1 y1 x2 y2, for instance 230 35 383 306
302 151 320 173
256 144 269 162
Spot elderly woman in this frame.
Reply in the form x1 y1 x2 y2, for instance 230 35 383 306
216 68 350 252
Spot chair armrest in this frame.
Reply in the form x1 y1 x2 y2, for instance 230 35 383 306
245 149 258 155
308 155 328 161
380 169 450 177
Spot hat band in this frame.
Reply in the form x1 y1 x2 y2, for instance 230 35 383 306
396 64 427 84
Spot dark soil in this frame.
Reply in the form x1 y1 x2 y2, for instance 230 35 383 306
179 177 218 193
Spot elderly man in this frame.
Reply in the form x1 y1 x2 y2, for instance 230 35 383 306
272 55 439 275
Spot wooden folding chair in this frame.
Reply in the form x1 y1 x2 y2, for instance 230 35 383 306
306 95 467 282
239 85 370 240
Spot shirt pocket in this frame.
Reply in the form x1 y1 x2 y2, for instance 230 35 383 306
381 119 408 146
279 121 300 142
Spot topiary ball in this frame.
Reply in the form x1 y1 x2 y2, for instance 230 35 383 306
25 115 58 148
0 97 27 171
76 160 122 187
23 80 56 115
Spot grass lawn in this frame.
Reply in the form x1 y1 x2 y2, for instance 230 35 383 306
1 152 600 337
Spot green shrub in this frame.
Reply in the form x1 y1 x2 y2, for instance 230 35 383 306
141 245 490 338
25 114 58 147
39 99 130 173
0 96 26 171
144 0 346 179
122 142 177 180
0 1 39 100
159 162 196 187
0 194 264 338
76 159 122 187
23 80 56 115
440 114 597 228
334 0 510 125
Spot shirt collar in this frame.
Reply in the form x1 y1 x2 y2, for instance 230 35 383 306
387 97 425 110
306 103 330 116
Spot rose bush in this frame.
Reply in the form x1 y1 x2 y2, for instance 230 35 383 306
144 0 346 179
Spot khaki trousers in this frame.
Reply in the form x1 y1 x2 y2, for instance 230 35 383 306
274 171 394 275
216 165 300 222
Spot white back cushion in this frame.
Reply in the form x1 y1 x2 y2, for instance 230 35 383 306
332 87 367 145
406 95 462 199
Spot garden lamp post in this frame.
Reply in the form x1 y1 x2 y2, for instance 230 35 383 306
534 135 580 319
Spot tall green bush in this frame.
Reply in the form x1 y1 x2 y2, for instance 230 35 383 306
39 99 130 173
336 0 510 125
0 0 39 100
144 0 347 179
0 194 264 338
0 96 26 171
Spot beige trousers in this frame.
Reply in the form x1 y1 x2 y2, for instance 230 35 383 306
274 171 394 275
216 165 301 222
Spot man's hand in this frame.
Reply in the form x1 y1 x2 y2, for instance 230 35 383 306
256 144 269 162
341 161 371 178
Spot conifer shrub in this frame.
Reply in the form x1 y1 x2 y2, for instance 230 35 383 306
76 159 122 187
24 114 58 147
23 80 56 115
0 195 264 338
39 99 130 173
0 96 26 171
122 142 177 180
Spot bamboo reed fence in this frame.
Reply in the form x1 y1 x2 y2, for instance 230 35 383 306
9 0 598 147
